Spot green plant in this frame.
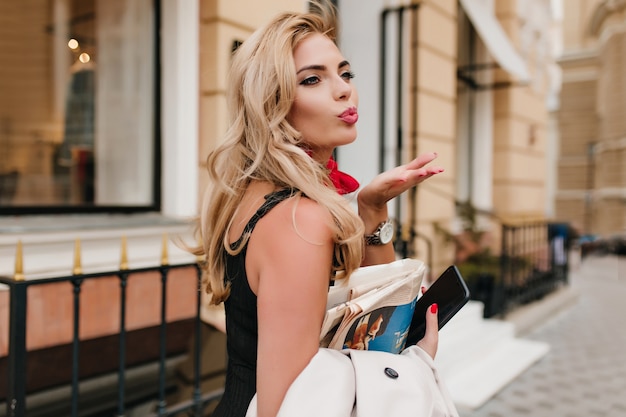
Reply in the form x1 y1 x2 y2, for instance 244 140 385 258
456 249 501 281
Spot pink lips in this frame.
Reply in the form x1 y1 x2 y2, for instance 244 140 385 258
339 107 358 124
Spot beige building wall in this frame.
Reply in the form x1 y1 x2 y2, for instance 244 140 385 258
557 0 626 235
562 0 602 49
493 0 551 223
595 30 626 234
493 87 549 219
556 0 600 234
556 53 598 232
414 0 458 274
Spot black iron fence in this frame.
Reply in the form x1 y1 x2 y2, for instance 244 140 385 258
0 238 223 417
461 221 571 318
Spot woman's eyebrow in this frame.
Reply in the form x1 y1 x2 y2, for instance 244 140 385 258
338 60 350 69
296 64 326 74
296 60 351 75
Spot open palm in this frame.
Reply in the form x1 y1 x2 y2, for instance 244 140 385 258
358 152 444 210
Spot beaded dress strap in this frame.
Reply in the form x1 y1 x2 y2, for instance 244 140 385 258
231 188 298 248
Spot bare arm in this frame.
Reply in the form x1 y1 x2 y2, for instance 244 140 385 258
358 151 444 266
247 196 334 417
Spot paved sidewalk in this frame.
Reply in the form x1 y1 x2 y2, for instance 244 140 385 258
461 254 626 417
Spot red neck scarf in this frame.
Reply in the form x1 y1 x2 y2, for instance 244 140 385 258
326 157 359 195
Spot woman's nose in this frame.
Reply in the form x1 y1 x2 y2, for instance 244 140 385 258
334 77 352 100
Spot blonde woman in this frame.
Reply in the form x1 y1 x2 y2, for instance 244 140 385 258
194 2 444 416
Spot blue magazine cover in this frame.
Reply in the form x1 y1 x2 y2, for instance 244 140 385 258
322 259 424 353
341 297 418 353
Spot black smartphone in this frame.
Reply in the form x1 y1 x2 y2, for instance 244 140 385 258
404 265 470 347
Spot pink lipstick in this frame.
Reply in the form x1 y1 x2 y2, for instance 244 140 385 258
339 107 358 124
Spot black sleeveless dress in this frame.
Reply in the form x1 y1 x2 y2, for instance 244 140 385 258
211 188 297 417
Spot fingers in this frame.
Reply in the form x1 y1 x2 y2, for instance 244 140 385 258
397 168 442 192
405 151 439 170
403 152 444 183
416 303 439 360
358 151 444 208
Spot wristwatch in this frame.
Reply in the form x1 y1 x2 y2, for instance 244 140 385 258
365 219 394 246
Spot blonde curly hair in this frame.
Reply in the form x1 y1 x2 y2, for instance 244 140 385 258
193 0 364 304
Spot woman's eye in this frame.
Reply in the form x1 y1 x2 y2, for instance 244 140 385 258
300 76 320 86
341 71 355 81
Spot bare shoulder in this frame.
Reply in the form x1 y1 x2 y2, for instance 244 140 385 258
246 194 335 294
257 194 334 245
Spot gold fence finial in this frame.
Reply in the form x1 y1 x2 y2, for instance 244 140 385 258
120 235 129 270
14 240 25 281
161 233 169 266
73 238 83 275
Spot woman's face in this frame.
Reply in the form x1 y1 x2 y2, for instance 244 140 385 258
288 33 359 162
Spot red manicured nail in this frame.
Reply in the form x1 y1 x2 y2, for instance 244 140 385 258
421 286 426 294
430 303 438 314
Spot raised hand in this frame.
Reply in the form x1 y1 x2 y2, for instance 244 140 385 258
357 152 444 211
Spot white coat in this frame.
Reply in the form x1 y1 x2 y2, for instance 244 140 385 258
245 345 460 417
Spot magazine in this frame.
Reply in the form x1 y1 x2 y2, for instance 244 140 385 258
320 258 425 354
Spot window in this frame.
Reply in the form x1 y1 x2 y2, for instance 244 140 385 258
0 0 159 214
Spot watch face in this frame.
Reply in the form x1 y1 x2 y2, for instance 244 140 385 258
379 222 394 244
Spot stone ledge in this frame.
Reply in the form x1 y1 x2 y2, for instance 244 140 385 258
0 214 197 281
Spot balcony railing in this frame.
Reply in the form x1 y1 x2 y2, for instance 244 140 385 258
461 221 571 317
0 237 223 417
